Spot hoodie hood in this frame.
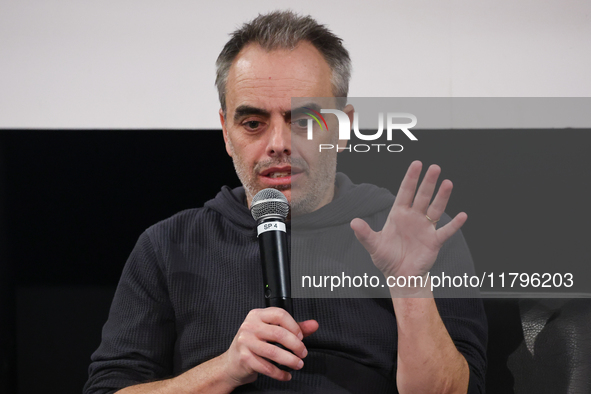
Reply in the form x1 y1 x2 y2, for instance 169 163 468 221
293 172 395 229
204 173 396 230
204 183 255 230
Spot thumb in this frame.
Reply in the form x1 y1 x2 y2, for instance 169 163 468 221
298 319 319 338
350 218 378 255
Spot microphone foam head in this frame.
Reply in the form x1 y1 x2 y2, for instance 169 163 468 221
250 188 290 221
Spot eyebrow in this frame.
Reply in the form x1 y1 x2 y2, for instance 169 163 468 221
292 102 322 116
233 105 270 122
233 102 325 123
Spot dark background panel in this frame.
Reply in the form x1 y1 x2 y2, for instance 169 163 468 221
16 286 116 394
1 129 590 393
0 132 14 393
3 130 239 286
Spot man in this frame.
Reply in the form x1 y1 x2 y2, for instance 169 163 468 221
85 11 486 394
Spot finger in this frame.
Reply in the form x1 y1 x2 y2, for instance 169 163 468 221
255 324 307 359
254 308 303 339
350 218 378 255
249 353 293 381
251 341 305 371
298 319 319 339
436 212 468 244
426 179 453 222
412 164 441 213
393 160 422 208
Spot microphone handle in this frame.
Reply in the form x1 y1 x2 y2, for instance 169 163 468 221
257 221 294 371
257 221 292 315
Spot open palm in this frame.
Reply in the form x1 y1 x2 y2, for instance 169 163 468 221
351 161 467 280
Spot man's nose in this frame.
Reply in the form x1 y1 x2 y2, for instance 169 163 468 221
266 121 291 156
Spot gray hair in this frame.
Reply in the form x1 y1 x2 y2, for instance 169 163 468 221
215 10 351 115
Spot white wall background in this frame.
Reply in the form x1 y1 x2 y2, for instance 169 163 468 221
0 0 589 129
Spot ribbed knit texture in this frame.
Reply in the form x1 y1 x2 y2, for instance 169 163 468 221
84 173 487 394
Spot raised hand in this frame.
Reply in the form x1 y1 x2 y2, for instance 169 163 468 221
350 161 467 286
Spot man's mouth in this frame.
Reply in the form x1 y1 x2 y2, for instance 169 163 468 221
258 166 304 187
260 166 293 178
267 171 291 178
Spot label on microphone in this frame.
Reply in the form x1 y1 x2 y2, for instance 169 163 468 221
257 221 286 236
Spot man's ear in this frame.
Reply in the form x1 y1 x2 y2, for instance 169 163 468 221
337 104 354 153
220 108 233 157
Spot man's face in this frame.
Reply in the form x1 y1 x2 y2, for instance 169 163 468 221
220 41 343 215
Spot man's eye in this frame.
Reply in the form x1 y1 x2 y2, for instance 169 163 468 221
291 118 309 129
243 121 261 130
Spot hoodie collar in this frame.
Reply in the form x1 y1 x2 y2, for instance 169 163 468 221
292 173 395 229
204 173 395 230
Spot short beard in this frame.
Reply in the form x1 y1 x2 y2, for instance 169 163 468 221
289 154 337 217
227 137 291 205
230 155 258 206
228 137 338 216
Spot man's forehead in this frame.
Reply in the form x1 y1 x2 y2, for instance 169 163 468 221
225 42 333 114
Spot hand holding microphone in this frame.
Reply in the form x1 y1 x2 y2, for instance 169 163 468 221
219 189 318 386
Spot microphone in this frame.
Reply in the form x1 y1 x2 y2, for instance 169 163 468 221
250 188 292 315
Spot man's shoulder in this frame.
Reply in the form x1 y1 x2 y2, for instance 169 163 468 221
144 206 220 241
156 206 211 224
144 197 254 243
